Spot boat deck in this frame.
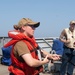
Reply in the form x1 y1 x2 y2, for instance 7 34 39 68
0 64 58 75
1 63 75 75
0 37 75 75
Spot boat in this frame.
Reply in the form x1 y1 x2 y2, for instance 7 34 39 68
0 37 75 75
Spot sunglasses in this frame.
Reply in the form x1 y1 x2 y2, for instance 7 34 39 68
28 25 36 29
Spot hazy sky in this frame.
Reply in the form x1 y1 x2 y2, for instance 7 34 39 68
0 0 75 38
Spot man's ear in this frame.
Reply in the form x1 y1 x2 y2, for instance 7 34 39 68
21 26 26 31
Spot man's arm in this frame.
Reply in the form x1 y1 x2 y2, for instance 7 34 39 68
59 29 70 44
40 50 60 61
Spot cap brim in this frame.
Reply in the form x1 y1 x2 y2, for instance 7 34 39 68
28 22 40 28
72 23 75 25
34 22 40 27
70 23 75 25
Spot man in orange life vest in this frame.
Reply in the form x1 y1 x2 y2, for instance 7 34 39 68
4 18 60 75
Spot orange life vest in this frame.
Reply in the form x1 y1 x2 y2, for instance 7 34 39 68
4 30 43 75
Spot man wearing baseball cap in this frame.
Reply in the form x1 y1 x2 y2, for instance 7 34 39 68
59 20 75 75
5 18 60 75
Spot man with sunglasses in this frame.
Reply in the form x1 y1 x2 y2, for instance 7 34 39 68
59 20 75 75
4 18 60 75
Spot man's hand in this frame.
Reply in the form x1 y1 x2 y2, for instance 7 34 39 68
66 39 70 44
48 54 60 61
